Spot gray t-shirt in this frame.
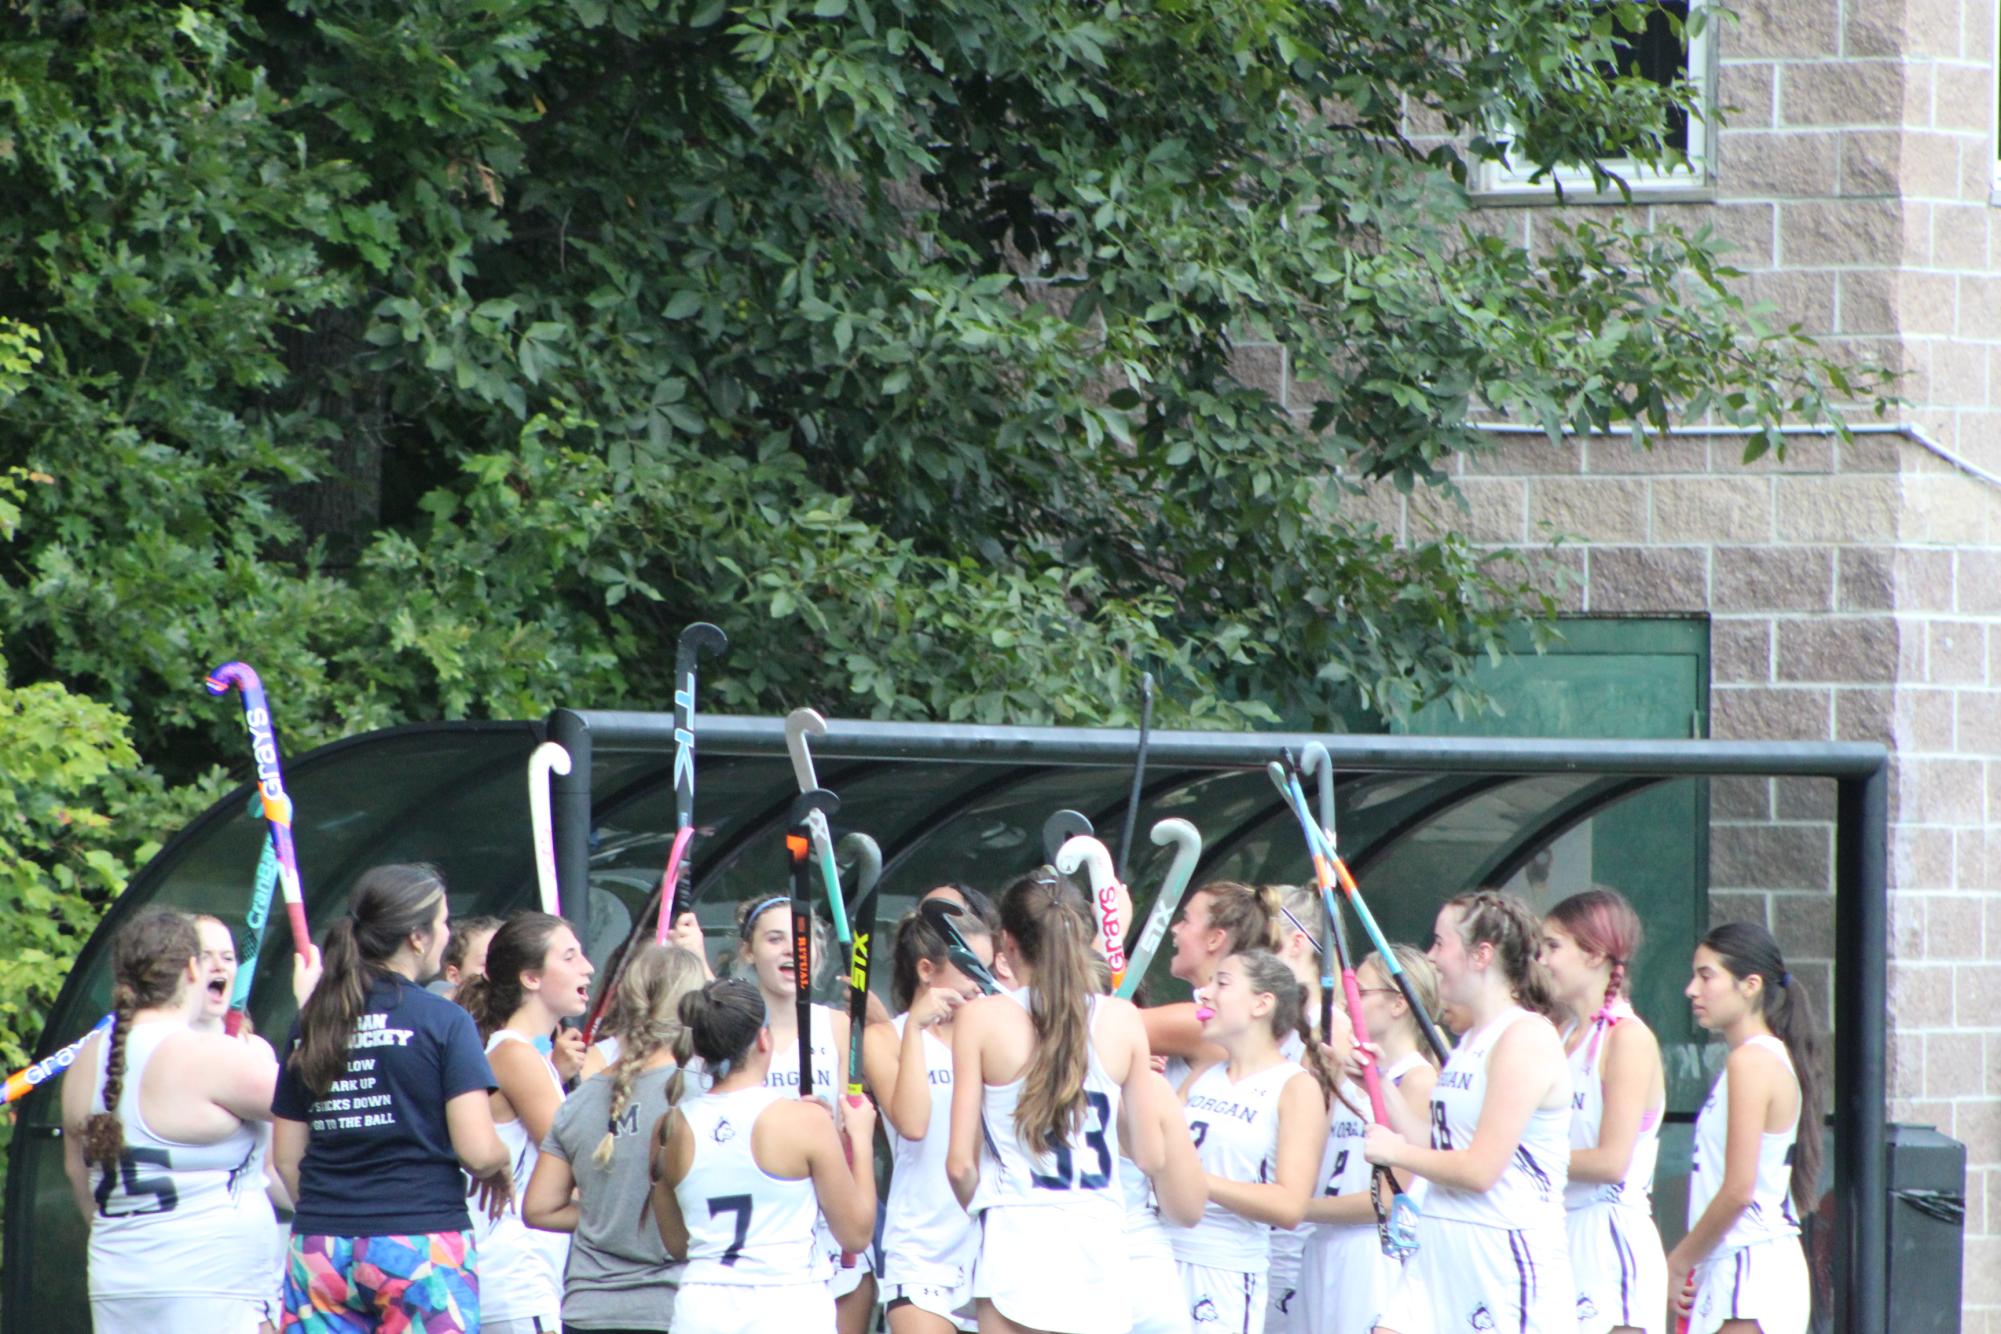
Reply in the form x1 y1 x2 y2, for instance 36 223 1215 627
542 1064 685 1330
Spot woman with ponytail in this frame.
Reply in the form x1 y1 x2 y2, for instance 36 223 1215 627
453 909 595 1334
60 909 282 1334
853 907 998 1334
1360 891 1575 1334
1145 882 1287 1088
525 943 706 1334
1542 889 1668 1334
271 865 510 1334
731 893 871 1327
1298 945 1444 1334
648 976 878 1332
1668 922 1822 1334
947 870 1166 1334
1171 950 1331 1334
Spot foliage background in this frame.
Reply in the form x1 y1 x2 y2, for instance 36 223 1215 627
1 0 1878 1090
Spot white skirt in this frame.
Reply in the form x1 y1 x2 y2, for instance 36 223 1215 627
676 1279 836 1333
1299 1222 1398 1334
973 1205 1130 1334
1378 1216 1575 1334
1688 1238 1809 1334
1567 1200 1667 1334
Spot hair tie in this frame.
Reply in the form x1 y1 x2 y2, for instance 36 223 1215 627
1779 970 1792 989
739 896 788 938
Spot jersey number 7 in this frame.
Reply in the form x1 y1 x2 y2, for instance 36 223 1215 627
707 1194 753 1266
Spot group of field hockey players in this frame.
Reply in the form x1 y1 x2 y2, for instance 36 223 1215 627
63 846 1821 1334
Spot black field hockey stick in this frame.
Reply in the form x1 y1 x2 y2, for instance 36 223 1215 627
1113 671 1154 884
919 899 1000 996
658 622 728 941
839 832 883 1104
1041 809 1093 867
787 789 839 1100
584 621 726 1043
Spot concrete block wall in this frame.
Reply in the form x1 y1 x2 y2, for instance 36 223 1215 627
1236 0 2001 1319
1355 429 2001 1322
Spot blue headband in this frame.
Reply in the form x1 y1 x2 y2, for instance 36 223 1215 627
739 896 788 939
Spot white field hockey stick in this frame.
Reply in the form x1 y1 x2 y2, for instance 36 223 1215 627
1054 834 1127 989
1113 818 1201 999
528 742 571 917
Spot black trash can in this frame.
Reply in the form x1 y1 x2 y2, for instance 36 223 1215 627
1887 1122 1965 1332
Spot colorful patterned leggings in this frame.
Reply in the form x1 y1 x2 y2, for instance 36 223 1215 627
282 1231 479 1334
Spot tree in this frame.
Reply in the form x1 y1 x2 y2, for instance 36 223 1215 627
0 0 1879 1046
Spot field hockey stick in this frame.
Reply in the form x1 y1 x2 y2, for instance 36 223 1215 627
784 709 851 946
787 789 839 1101
1054 835 1128 990
528 742 571 918
1041 809 1092 867
204 662 310 959
918 900 1000 995
1270 759 1418 1259
225 838 281 1035
1289 751 1450 1066
656 623 727 943
1113 672 1154 883
1113 817 1201 999
838 832 882 1104
834 832 881 1268
1 1013 113 1108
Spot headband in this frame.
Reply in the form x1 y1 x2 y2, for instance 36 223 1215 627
738 896 788 938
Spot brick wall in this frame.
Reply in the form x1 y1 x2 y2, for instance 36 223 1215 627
1241 0 2001 1318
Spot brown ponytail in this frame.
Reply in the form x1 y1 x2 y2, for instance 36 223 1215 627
1702 922 1824 1214
1195 881 1285 957
292 865 447 1098
83 910 200 1166
1001 870 1098 1157
1445 891 1563 1025
456 911 566 1042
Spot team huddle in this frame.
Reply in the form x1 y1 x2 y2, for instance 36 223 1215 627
62 863 1820 1334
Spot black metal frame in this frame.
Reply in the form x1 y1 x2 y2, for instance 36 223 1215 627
3 711 1889 1334
546 709 1890 1334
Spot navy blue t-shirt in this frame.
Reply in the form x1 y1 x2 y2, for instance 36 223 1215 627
273 974 496 1236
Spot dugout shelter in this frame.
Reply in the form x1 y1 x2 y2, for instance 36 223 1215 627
4 711 1895 1333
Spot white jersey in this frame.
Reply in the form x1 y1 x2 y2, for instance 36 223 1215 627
766 1002 841 1112
1565 1003 1662 1212
1172 1059 1306 1273
1424 1007 1571 1228
882 1015 978 1288
677 1085 828 1284
474 1030 569 1323
972 994 1126 1218
85 1022 276 1306
1267 1033 1310 1296
1690 1035 1803 1249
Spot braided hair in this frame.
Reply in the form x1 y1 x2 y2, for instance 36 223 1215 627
83 910 200 1165
1443 890 1563 1023
593 944 706 1167
1546 888 1643 1066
